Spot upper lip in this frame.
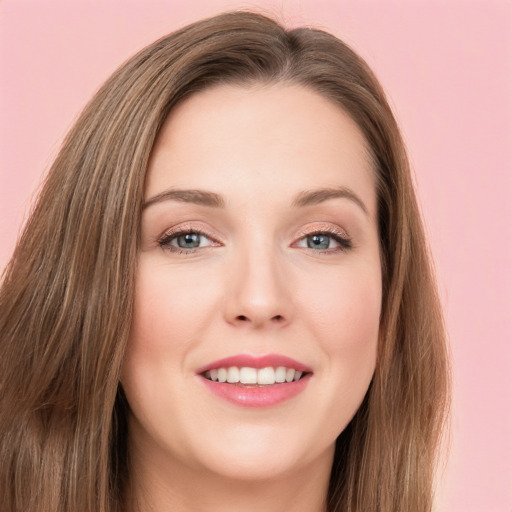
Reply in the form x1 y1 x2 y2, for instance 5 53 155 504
196 354 312 374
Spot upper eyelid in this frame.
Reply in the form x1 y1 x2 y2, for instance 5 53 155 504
158 224 221 243
295 225 349 239
158 224 348 240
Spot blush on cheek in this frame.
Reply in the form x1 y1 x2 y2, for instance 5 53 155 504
309 274 380 333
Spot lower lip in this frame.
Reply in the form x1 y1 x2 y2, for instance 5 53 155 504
199 374 312 408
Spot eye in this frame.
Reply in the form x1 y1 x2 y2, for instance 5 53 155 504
294 229 352 253
158 228 220 253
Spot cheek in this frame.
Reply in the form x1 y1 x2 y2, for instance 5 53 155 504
301 264 381 348
128 258 221 354
121 260 203 402
121 260 220 442
121 257 228 426
298 262 381 402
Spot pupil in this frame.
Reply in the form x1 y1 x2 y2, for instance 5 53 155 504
178 233 200 248
308 234 329 250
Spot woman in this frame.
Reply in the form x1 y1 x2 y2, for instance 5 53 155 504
0 11 450 512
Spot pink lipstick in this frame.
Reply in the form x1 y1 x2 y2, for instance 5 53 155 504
197 354 312 408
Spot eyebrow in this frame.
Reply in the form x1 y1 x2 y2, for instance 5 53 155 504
291 186 368 215
143 189 226 209
143 186 368 215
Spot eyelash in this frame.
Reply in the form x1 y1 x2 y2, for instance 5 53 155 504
157 225 352 255
158 225 220 255
295 226 352 253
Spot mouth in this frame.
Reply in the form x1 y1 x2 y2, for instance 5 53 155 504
202 366 306 386
197 354 312 407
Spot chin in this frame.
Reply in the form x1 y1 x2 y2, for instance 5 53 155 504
180 422 337 483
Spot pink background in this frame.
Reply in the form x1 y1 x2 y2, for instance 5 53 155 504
1 1 511 510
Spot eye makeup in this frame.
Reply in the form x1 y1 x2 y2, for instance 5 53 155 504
293 224 352 254
157 223 222 254
156 222 352 256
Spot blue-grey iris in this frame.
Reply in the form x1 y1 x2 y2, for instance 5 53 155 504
177 233 201 248
308 234 330 250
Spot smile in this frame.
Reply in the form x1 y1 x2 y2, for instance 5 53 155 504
197 354 312 407
204 366 303 385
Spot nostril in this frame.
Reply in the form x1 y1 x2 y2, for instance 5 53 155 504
235 314 284 323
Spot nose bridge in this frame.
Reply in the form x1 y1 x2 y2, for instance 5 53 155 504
224 232 292 328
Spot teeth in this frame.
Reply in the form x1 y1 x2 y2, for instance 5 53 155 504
227 366 240 383
257 367 275 385
275 366 286 383
240 367 257 384
217 368 227 383
204 366 306 385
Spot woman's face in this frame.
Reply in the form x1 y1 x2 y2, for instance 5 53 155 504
122 83 382 483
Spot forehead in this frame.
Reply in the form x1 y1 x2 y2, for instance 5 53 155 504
146 83 376 216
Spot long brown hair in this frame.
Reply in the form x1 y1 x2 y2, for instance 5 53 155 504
0 11 450 512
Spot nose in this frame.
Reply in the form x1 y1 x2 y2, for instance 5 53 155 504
223 242 294 329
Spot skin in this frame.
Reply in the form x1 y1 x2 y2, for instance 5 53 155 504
121 83 382 512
